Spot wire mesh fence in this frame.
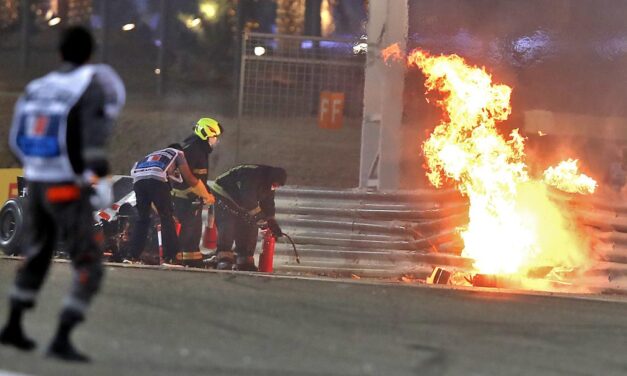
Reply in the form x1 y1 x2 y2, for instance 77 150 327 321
238 32 365 122
0 0 239 101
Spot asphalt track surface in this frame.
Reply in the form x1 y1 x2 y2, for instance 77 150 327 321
0 260 626 376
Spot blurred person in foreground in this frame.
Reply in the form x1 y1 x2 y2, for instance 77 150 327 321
171 118 223 266
128 144 215 265
210 164 286 271
0 26 125 361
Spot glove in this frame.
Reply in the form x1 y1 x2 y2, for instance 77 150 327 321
250 212 267 228
203 193 215 206
90 177 113 209
190 180 214 205
267 218 283 238
256 219 268 229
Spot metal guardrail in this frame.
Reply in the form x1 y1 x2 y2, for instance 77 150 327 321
270 186 627 294
3 182 627 294
270 186 466 270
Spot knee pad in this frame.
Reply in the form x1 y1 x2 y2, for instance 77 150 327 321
76 263 104 296
60 306 85 325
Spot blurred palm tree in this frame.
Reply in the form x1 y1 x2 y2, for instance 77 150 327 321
0 0 19 29
275 0 304 35
65 0 92 24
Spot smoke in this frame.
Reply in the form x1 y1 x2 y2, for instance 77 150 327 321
403 0 627 190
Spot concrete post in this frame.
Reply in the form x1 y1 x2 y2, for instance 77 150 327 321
359 0 408 190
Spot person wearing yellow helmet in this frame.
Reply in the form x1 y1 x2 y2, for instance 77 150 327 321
128 144 215 266
171 117 223 266
194 117 222 142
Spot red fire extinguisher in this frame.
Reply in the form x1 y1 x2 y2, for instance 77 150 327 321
258 229 275 273
202 205 217 250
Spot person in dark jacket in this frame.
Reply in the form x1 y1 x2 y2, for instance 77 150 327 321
1 26 125 362
171 118 222 266
210 165 287 271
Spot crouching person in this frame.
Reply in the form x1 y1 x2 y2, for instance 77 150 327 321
128 144 214 265
210 165 287 271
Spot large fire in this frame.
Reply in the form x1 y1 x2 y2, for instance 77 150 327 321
388 46 597 277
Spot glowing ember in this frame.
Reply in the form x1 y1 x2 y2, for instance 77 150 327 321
543 159 597 194
404 49 595 276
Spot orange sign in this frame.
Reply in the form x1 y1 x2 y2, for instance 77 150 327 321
0 169 22 204
319 91 345 129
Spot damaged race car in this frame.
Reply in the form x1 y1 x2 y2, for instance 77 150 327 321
0 176 170 264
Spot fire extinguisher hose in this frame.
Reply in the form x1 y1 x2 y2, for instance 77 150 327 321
281 233 300 264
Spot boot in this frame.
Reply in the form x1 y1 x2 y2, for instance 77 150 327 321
161 253 184 267
46 310 89 362
235 256 258 272
202 251 218 269
177 250 204 268
161 258 184 267
46 338 90 362
0 300 36 351
0 324 36 351
216 251 235 270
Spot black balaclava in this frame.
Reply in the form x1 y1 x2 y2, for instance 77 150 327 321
268 167 287 186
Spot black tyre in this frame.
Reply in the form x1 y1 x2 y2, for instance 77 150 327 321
0 198 25 255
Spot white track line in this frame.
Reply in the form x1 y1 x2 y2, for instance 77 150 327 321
0 370 32 376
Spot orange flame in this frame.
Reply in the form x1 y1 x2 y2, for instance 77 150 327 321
381 43 404 64
408 49 594 276
543 159 597 194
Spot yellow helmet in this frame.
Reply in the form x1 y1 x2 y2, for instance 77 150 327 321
194 118 222 140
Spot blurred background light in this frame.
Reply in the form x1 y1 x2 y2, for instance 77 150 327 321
199 1 218 21
48 17 61 26
186 17 201 29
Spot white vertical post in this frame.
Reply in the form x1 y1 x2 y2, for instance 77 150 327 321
359 0 408 190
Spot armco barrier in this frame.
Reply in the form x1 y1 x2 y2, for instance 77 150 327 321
269 187 467 275
2 182 627 294
269 186 627 294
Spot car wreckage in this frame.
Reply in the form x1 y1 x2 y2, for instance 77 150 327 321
0 176 164 263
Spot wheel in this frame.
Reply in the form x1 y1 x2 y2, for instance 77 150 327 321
0 198 25 255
